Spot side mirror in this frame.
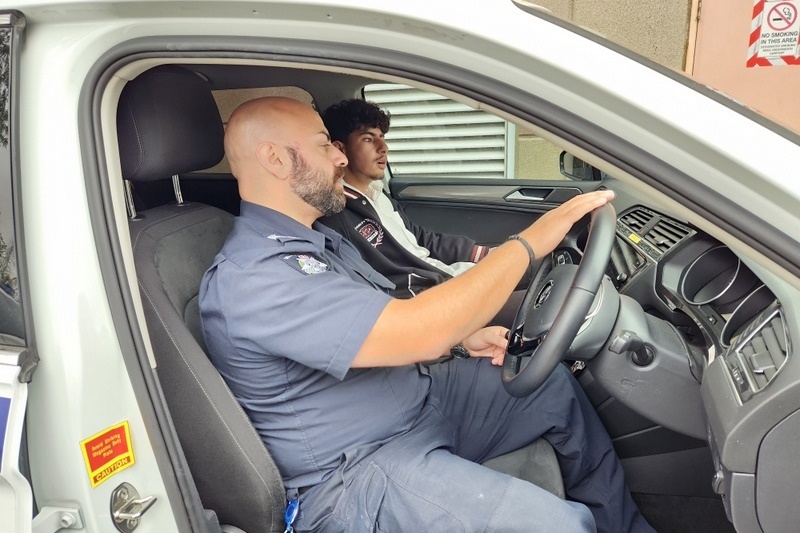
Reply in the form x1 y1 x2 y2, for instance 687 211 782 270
559 151 600 181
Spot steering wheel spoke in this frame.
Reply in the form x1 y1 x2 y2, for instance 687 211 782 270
507 331 543 358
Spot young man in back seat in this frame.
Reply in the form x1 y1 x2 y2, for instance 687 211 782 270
320 99 523 325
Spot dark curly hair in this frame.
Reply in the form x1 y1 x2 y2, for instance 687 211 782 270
321 99 390 143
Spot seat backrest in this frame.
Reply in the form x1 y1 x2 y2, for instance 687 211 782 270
118 65 285 533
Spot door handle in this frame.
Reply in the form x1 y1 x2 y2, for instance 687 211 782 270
505 187 550 202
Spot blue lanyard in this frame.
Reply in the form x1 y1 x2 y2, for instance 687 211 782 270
284 498 299 533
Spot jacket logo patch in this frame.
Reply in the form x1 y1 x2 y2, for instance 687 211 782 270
355 218 384 248
281 254 329 274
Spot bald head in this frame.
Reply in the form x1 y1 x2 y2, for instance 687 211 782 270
223 96 349 226
224 97 317 177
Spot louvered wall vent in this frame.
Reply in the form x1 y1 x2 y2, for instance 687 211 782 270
363 84 512 178
619 207 693 258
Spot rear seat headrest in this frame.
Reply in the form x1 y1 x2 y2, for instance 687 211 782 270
117 65 224 182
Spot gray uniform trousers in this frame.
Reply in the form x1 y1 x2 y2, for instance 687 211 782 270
294 359 654 533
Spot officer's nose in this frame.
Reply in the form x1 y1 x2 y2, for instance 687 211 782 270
332 145 348 167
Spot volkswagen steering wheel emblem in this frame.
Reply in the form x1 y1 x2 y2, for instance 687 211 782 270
534 280 554 309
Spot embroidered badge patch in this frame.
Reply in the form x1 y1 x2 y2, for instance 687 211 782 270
355 218 384 247
281 254 329 275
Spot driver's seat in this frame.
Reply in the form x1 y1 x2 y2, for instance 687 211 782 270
117 65 563 533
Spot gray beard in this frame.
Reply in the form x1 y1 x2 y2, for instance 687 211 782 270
287 147 346 216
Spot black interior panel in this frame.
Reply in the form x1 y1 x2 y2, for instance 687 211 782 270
390 178 600 245
399 202 539 245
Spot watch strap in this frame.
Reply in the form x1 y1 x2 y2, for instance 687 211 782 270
450 343 471 359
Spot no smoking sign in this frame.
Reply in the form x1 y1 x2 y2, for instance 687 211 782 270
756 0 800 59
767 2 797 30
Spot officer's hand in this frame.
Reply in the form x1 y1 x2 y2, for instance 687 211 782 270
462 326 509 366
518 190 615 260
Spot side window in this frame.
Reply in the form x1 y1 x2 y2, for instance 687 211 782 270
0 21 24 346
363 83 573 181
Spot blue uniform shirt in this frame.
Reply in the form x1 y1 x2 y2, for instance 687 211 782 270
199 201 430 489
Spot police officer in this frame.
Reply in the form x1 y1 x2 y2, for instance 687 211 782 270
200 96 654 533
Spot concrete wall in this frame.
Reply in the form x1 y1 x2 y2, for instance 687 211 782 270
691 0 800 133
533 0 692 69
515 0 693 179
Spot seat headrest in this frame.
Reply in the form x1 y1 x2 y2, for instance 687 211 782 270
117 65 224 182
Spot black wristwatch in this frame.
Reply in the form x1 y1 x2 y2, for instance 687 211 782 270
450 343 471 359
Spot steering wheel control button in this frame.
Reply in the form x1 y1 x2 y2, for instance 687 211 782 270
555 251 571 265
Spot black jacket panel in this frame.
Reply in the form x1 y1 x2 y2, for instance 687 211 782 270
320 188 478 299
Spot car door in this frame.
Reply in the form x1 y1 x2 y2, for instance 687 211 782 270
2 10 201 533
0 14 35 533
364 84 603 249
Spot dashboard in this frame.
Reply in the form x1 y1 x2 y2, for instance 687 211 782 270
601 204 794 530
610 205 787 400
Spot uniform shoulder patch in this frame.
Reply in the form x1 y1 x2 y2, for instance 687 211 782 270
281 254 330 275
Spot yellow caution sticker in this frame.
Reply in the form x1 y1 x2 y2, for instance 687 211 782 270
628 233 641 243
80 421 135 487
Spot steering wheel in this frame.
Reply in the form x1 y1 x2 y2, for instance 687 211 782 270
502 203 617 397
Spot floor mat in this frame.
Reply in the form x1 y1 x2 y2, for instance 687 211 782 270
632 493 736 533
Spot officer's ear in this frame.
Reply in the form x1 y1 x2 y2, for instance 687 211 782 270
256 142 291 180
332 140 346 153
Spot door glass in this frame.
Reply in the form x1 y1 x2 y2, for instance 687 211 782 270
0 23 23 347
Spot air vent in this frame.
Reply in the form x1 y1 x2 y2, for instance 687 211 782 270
618 207 693 258
619 208 652 233
644 219 691 254
727 303 788 399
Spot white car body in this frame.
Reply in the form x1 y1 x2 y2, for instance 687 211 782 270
2 1 800 532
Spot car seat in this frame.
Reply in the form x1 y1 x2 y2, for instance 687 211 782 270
116 64 563 533
119 65 286 532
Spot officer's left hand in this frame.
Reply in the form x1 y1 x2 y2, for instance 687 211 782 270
462 326 509 366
